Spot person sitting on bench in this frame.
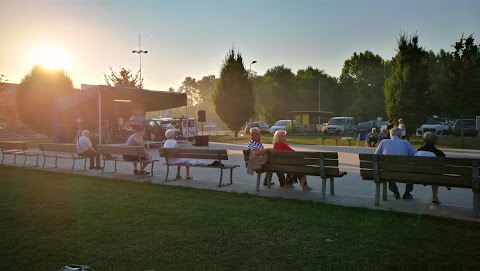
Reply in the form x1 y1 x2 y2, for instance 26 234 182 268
163 129 193 180
124 125 152 175
367 128 379 147
76 130 102 170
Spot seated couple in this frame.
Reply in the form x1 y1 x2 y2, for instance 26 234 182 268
247 127 311 190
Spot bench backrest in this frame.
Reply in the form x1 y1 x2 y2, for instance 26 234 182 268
97 145 144 156
0 141 27 152
158 148 229 161
359 153 480 190
39 143 78 155
243 149 342 178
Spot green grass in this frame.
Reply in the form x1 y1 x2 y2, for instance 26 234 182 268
1 167 480 270
210 134 480 150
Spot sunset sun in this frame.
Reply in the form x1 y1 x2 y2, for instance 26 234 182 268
30 46 70 71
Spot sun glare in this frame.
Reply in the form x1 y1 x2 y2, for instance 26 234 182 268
30 46 70 71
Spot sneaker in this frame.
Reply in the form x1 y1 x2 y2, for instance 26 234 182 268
403 192 413 200
393 192 400 199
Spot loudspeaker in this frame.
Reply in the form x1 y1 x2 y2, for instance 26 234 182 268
197 110 206 122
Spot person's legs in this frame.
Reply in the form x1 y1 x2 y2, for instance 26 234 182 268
388 181 400 199
186 166 192 179
276 172 285 187
264 172 274 186
403 183 414 199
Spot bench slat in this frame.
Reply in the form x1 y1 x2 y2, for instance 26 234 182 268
266 157 338 167
39 143 77 153
98 145 143 156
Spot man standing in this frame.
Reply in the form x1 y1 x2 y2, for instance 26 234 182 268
76 130 102 170
374 127 416 199
247 127 284 186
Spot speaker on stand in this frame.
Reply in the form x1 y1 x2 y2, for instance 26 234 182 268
196 110 209 146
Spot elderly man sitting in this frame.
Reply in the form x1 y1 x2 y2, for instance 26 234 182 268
367 127 379 147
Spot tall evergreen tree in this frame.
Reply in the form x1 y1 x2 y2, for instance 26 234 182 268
384 33 431 138
16 65 75 135
212 48 254 137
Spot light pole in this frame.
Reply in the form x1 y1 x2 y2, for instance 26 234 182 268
132 34 148 86
249 60 257 72
318 78 322 111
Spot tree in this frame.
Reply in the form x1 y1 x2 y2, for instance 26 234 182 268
339 51 386 121
104 67 142 88
441 34 480 143
177 77 201 109
16 66 75 135
212 48 254 137
384 33 431 139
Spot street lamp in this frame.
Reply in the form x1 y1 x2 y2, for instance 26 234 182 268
249 60 257 72
132 34 148 86
318 78 322 111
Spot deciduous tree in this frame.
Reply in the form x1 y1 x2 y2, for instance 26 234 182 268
104 67 141 88
16 66 75 135
384 33 431 139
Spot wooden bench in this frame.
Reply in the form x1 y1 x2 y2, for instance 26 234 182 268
243 150 347 198
0 141 41 167
359 153 480 217
97 145 159 177
38 143 86 172
158 147 240 187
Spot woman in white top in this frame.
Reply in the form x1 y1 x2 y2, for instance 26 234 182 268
398 118 406 139
163 129 192 180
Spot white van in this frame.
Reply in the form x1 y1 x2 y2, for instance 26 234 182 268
324 117 356 135
159 117 197 140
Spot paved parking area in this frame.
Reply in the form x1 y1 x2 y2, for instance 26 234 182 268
2 142 479 222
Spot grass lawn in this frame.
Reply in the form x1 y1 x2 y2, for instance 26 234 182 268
1 167 480 270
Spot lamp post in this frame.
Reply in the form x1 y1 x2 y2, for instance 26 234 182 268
132 34 148 86
249 60 257 72
318 78 322 112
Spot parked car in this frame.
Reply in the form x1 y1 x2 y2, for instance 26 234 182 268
323 117 356 135
269 120 294 135
416 117 451 136
375 121 388 131
244 122 270 134
452 119 478 137
357 121 375 134
144 118 182 141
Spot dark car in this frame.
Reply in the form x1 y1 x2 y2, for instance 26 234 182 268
244 122 270 134
357 121 375 134
452 119 477 137
144 118 182 141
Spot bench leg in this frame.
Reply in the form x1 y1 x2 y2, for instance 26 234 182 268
164 165 170 183
42 157 47 170
71 159 75 173
256 173 261 192
114 161 118 173
35 154 39 167
150 162 154 176
14 154 17 164
229 168 234 185
55 157 58 168
22 155 27 167
329 177 334 195
382 182 387 201
321 178 326 199
473 192 479 218
375 183 381 206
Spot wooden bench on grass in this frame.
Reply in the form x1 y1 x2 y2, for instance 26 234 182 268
38 143 86 172
359 153 480 218
97 145 158 177
0 141 41 167
243 150 347 198
158 147 240 187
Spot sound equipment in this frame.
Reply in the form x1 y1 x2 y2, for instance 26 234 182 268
197 110 206 122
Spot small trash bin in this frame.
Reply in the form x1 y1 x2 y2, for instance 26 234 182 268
195 135 209 146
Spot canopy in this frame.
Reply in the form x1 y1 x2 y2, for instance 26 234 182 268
53 84 187 143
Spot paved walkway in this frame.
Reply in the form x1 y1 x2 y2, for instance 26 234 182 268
2 142 479 222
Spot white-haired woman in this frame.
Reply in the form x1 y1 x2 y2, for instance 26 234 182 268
163 129 192 180
272 130 311 190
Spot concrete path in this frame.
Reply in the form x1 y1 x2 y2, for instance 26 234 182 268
2 142 479 222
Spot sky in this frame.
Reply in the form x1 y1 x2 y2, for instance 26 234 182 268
1 0 479 91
